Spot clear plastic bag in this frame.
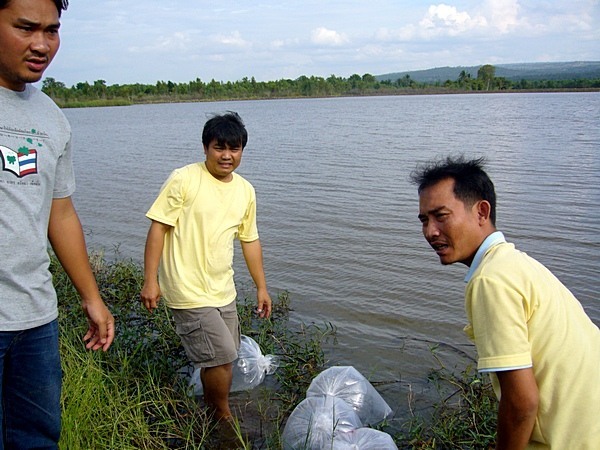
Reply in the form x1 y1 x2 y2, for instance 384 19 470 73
282 396 363 450
332 427 399 449
231 335 280 392
306 366 393 426
188 334 280 395
188 368 203 397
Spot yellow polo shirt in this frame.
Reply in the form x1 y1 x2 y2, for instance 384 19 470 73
146 162 258 308
464 241 600 449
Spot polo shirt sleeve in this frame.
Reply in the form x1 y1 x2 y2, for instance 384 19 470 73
237 185 259 242
146 168 186 227
466 275 533 372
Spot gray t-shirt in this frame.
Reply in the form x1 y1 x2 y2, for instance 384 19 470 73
0 85 75 330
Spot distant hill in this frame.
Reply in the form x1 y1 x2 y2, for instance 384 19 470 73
376 61 600 83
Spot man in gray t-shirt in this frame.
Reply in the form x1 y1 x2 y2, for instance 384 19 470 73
0 0 114 446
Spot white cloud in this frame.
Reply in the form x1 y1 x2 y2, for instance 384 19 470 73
419 4 488 35
269 37 301 50
155 32 193 51
540 10 598 34
210 31 251 48
128 31 194 53
375 25 419 41
383 1 544 40
484 0 521 33
358 45 387 58
310 27 349 46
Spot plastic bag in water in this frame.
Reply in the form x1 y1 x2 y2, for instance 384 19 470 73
231 335 280 392
188 335 280 396
282 396 363 450
332 427 398 449
306 366 393 426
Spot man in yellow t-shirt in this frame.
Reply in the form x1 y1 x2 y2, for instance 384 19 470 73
411 156 600 449
141 112 271 424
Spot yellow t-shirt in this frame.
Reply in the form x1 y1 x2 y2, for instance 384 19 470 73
464 242 600 449
146 162 258 308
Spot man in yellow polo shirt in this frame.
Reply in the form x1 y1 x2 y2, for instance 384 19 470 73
141 112 271 426
412 156 599 449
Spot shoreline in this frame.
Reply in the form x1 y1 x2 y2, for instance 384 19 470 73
54 87 600 109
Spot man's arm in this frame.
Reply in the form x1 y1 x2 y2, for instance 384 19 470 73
240 239 272 318
48 197 114 351
495 368 539 450
140 220 171 312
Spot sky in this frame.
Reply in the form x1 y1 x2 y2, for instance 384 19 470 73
43 0 600 87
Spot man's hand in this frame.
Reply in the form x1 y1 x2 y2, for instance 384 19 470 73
141 280 162 313
256 287 272 319
82 298 115 351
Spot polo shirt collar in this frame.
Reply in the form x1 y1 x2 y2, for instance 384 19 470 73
464 231 506 283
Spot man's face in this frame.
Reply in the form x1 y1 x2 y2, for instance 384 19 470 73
203 139 243 182
0 0 60 91
418 178 486 266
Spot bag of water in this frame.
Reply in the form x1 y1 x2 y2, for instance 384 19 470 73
282 396 362 450
332 427 398 449
305 366 393 426
231 334 280 391
188 334 280 395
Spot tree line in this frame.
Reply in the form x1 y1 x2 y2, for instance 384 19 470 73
42 64 600 108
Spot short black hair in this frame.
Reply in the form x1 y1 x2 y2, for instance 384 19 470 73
202 111 248 149
0 0 68 15
410 155 497 225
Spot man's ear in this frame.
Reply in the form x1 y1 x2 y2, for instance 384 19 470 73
476 200 491 224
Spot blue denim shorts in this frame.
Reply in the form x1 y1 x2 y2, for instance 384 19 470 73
0 319 62 449
171 300 240 368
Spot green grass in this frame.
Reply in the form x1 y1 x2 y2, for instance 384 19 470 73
55 98 134 108
394 347 497 449
52 252 497 449
52 252 333 449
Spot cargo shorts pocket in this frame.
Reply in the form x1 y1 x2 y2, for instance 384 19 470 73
174 320 215 363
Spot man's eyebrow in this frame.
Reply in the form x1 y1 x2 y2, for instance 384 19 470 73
15 17 61 29
418 206 446 219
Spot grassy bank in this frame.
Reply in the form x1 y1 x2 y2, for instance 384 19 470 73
53 86 600 109
52 253 497 449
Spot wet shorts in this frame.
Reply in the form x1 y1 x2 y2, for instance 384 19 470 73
170 300 240 368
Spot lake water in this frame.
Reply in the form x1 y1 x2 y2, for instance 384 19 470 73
65 92 599 420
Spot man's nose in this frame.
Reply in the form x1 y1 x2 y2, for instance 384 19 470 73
30 33 51 54
423 221 440 239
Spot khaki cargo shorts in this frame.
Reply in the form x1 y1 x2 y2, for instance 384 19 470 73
170 300 240 368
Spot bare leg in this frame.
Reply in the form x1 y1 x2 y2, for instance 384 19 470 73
201 363 234 421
